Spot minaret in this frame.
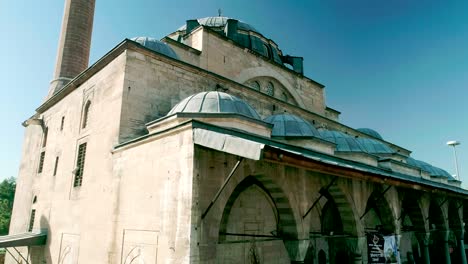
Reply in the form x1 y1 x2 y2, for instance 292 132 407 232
47 0 96 98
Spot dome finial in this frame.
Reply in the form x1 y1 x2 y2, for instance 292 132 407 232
218 8 222 17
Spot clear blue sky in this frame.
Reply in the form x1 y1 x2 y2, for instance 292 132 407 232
1 0 467 184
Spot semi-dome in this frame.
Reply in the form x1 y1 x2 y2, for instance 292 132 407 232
167 91 261 120
265 114 321 138
406 157 454 179
178 16 259 34
130 37 179 59
356 138 395 154
357 128 383 140
320 130 367 153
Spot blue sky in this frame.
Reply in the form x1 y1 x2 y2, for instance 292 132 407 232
0 0 467 184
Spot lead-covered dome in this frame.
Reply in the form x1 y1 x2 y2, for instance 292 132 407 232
167 91 261 119
130 37 179 59
320 130 367 153
356 138 395 154
178 16 259 35
265 114 321 138
357 128 383 140
171 17 284 65
406 157 455 180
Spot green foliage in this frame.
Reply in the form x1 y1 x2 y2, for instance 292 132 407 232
0 177 16 235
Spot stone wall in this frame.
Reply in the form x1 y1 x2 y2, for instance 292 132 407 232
111 127 195 264
166 28 326 115
119 49 325 143
7 52 126 264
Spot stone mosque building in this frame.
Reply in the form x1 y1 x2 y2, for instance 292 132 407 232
2 0 468 263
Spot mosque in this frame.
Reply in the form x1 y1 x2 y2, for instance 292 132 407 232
2 0 468 263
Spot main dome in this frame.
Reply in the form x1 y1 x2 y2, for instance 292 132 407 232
265 114 321 138
130 37 179 59
171 16 284 65
167 91 261 120
177 16 259 34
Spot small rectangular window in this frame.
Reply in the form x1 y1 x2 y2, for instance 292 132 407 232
38 151 45 173
82 101 91 129
53 156 59 176
42 127 48 147
28 209 36 232
74 143 87 187
60 116 65 131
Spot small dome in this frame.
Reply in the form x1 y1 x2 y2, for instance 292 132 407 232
130 37 179 59
356 138 395 154
168 91 261 119
357 128 383 140
320 130 367 153
407 157 453 179
264 114 321 138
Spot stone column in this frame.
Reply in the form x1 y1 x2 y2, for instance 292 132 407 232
284 239 310 263
416 232 431 264
441 230 452 264
346 236 366 264
455 229 467 264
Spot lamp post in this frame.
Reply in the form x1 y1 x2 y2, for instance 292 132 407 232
447 141 461 180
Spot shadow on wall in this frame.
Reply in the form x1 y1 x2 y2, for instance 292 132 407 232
30 215 52 264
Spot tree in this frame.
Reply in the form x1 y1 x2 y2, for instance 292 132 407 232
0 177 16 235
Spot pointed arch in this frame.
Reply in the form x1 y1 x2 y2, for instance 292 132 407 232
219 175 298 241
324 185 361 236
401 194 426 233
428 199 447 231
448 200 463 231
363 187 396 234
236 66 305 108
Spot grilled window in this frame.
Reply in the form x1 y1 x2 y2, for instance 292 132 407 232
38 151 45 173
28 209 36 232
53 156 59 176
266 82 274 96
250 81 260 91
73 143 87 187
82 101 91 129
42 127 48 147
60 116 65 131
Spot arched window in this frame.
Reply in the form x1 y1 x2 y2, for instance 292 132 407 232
263 43 271 59
265 82 274 96
250 81 260 91
282 92 288 102
82 101 91 129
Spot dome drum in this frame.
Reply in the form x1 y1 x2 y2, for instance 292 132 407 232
176 17 293 66
263 114 341 155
